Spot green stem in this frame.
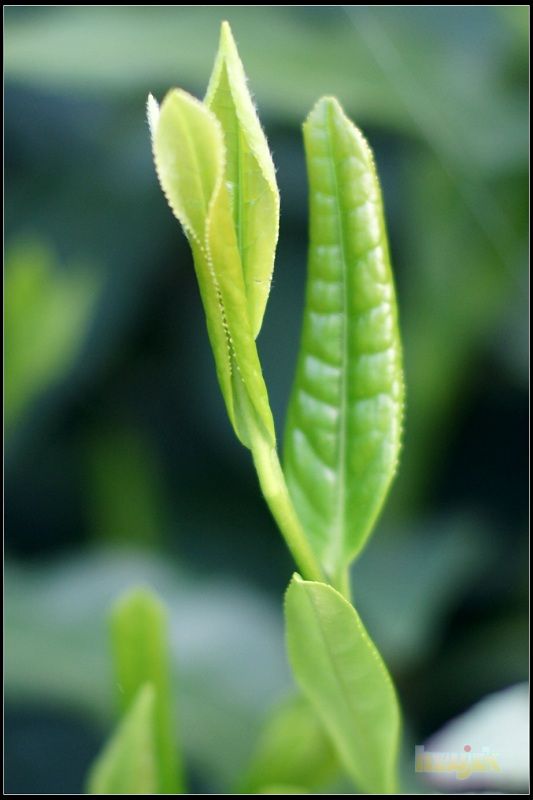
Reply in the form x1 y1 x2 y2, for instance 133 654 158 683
247 422 324 583
332 567 352 602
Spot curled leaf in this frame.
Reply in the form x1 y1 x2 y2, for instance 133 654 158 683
151 87 274 447
87 684 158 795
205 21 279 339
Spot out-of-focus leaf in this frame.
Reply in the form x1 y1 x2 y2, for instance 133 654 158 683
284 97 403 582
4 7 527 173
3 8 407 124
238 695 337 793
86 684 158 795
4 551 291 790
152 88 274 448
391 151 523 513
205 21 279 339
495 7 529 56
257 786 306 794
4 240 98 430
285 574 400 793
110 587 183 793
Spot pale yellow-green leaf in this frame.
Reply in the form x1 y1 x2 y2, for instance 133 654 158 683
152 88 274 446
205 21 279 339
285 574 400 793
86 684 158 795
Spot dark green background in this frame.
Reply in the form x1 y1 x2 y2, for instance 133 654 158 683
5 6 528 794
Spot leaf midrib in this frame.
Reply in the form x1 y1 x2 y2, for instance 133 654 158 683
301 582 384 790
323 103 349 579
235 102 246 275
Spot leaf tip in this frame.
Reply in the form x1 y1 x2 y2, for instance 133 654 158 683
215 19 245 78
111 584 167 629
219 19 236 51
308 95 375 166
284 573 302 601
304 95 344 128
147 93 160 140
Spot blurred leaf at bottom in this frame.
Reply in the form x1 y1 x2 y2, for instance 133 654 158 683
86 683 158 795
110 587 183 793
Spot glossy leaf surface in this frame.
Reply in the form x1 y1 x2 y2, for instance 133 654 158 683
285 574 400 793
87 684 158 795
110 587 183 793
284 97 403 578
152 87 274 447
205 21 279 339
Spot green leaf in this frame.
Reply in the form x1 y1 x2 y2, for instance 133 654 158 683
4 239 98 431
205 21 279 339
110 587 183 793
87 683 158 795
285 574 400 793
283 96 403 581
238 695 337 793
151 86 274 448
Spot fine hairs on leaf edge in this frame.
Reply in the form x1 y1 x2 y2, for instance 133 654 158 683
284 573 399 699
148 89 227 249
282 93 405 576
148 89 238 420
204 20 280 339
305 95 406 453
205 21 279 198
284 573 401 792
144 22 406 796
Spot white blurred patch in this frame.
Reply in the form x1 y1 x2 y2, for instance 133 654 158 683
419 683 529 792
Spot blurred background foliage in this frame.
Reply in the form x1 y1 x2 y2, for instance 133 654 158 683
4 5 528 794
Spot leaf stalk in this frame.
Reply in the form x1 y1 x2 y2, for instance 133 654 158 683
246 417 324 584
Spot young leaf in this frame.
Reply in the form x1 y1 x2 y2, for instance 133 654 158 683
283 96 404 581
238 694 337 793
86 683 158 795
285 574 400 794
205 21 279 339
110 587 183 794
151 87 274 448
